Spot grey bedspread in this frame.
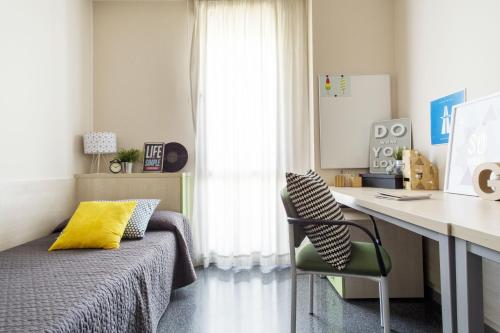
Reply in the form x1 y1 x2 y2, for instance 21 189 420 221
0 211 196 333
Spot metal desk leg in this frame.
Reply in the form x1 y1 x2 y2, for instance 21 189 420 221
439 234 457 333
456 238 484 333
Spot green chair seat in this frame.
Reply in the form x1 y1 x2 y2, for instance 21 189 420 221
296 241 392 276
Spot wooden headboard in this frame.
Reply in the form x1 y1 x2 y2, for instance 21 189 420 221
75 173 186 212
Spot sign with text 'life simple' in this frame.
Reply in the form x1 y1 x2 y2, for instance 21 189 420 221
143 142 164 172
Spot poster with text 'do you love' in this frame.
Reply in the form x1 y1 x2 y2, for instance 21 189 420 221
369 118 412 173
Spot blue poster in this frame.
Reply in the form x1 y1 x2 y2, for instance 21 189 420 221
430 90 465 145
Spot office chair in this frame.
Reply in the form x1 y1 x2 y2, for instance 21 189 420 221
281 188 392 333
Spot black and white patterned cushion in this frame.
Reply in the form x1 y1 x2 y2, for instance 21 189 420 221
123 199 161 239
286 170 351 270
99 199 160 239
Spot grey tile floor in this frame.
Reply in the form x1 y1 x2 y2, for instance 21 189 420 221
157 266 441 333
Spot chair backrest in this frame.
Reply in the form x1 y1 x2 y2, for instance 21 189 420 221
280 188 306 248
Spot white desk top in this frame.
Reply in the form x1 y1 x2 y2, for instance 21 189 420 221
330 187 500 252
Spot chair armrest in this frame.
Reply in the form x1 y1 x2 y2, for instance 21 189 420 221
368 215 382 246
287 217 388 276
335 206 382 245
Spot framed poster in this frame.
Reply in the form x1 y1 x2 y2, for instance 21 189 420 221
143 142 164 172
430 90 466 145
445 92 500 195
369 118 412 173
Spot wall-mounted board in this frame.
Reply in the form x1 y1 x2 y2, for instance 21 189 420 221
319 74 391 169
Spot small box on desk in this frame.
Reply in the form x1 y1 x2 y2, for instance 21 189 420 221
361 173 404 189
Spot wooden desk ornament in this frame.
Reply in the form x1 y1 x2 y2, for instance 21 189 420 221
402 150 439 190
473 162 500 201
334 174 362 187
334 174 346 187
350 175 362 187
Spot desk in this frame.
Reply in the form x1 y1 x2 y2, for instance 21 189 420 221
330 187 456 333
451 199 500 333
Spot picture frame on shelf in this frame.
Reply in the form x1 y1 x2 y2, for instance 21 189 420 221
444 92 500 196
143 142 164 172
369 118 412 174
430 89 466 145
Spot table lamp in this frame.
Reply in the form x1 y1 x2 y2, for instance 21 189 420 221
83 132 117 173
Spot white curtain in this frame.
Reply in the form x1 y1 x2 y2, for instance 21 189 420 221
191 0 310 270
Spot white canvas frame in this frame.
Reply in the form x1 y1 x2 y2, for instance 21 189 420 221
444 91 500 195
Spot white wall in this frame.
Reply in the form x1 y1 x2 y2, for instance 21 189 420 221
394 0 500 329
0 0 92 250
93 1 194 172
93 0 391 178
310 0 396 184
312 0 500 328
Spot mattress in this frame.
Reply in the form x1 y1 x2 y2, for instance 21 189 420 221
0 211 196 333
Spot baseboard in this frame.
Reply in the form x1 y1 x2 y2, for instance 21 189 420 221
486 323 500 333
424 285 442 305
424 286 499 333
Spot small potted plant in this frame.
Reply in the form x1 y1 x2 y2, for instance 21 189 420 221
117 148 141 174
392 146 405 175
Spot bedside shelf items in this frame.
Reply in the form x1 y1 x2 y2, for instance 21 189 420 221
83 132 117 174
143 142 188 173
116 149 141 174
143 143 165 172
81 133 190 175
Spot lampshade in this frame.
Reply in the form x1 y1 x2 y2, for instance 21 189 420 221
83 132 117 154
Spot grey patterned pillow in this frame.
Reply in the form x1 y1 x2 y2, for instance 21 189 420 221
121 199 161 239
95 199 160 239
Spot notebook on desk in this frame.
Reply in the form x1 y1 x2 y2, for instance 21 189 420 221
375 191 432 201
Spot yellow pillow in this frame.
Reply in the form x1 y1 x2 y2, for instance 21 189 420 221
49 201 137 251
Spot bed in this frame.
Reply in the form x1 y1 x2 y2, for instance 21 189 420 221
0 211 196 333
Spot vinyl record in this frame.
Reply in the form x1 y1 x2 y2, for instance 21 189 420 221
162 142 188 172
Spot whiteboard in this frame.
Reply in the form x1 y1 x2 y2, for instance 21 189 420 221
319 74 391 169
